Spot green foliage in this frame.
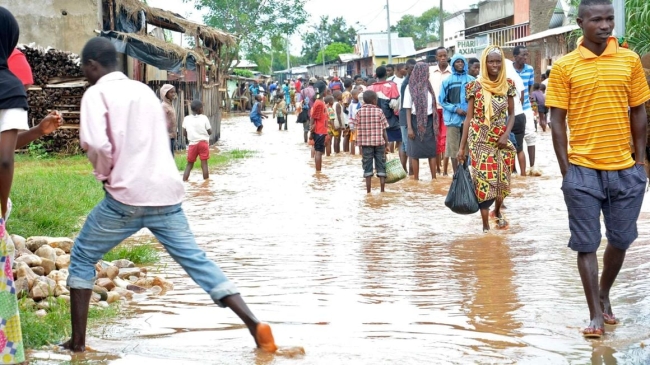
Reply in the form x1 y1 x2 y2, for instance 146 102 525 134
232 68 254 78
189 0 307 74
174 148 254 171
103 241 160 264
567 0 650 55
391 7 445 49
626 0 650 55
315 42 354 64
9 155 103 237
20 297 121 349
301 16 358 63
27 141 50 159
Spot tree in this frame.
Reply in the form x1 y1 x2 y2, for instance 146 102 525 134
315 42 354 64
391 7 444 49
189 0 308 73
301 16 358 63
245 35 301 74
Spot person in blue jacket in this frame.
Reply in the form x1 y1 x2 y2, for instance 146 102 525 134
439 53 475 173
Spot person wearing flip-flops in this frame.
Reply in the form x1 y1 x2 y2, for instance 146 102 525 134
547 0 650 339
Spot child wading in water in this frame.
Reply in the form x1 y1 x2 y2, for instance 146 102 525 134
348 89 362 155
273 92 288 131
182 100 212 181
250 94 267 132
325 95 338 156
333 90 345 154
309 81 328 171
352 90 389 193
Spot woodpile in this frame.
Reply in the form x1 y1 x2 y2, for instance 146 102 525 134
19 44 86 154
20 44 83 86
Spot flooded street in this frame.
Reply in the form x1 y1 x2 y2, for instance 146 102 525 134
33 114 650 365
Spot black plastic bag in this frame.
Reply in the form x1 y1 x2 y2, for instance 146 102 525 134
445 162 480 214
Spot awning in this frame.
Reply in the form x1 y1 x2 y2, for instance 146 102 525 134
100 31 200 72
506 24 579 44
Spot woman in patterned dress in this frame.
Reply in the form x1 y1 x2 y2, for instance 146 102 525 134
0 7 27 364
457 45 517 232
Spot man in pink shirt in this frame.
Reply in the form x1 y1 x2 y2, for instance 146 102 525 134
62 38 277 354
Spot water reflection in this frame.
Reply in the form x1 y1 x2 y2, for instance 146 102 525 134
28 114 650 364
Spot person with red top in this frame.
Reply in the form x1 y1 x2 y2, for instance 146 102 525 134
367 66 402 156
295 77 302 93
329 76 343 92
8 47 63 147
309 81 328 172
8 48 33 89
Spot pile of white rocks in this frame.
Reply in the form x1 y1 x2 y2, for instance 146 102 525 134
7 235 173 311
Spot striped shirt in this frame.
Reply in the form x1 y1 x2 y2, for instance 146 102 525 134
546 37 650 170
515 63 534 110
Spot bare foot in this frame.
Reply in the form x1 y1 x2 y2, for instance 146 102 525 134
59 339 86 352
253 323 278 353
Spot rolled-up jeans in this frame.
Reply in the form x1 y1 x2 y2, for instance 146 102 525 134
67 193 239 307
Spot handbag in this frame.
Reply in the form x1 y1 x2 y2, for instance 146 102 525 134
385 155 407 184
444 162 479 214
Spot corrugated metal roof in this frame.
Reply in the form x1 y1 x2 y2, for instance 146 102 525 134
506 24 578 44
338 53 362 62
369 37 416 57
396 45 439 59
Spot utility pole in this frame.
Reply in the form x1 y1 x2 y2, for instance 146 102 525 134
286 35 291 80
613 0 625 38
321 26 326 75
386 0 392 64
439 0 444 47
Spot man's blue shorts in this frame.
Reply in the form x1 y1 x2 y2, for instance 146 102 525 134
561 163 646 253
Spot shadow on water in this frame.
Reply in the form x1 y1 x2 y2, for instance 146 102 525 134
28 114 650 364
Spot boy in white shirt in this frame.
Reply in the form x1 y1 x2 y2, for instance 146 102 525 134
182 100 212 181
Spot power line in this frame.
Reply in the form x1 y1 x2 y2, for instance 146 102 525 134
360 8 386 29
391 0 421 14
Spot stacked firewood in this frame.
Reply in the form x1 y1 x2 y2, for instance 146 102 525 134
20 45 83 86
20 45 86 154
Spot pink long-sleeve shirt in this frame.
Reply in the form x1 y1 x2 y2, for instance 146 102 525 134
80 72 185 206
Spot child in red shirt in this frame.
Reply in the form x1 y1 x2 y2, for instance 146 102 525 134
309 81 329 172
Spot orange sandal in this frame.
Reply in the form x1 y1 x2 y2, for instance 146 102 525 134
603 313 620 326
255 323 278 353
583 326 604 339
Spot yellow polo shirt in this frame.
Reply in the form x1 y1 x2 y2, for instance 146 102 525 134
546 37 650 170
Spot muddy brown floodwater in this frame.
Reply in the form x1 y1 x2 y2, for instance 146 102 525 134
31 114 650 365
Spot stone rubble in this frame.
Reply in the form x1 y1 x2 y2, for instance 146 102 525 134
9 234 173 312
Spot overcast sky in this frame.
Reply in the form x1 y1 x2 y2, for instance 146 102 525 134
146 0 480 54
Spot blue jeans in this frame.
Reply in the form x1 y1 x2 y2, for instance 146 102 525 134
400 126 408 152
67 194 239 307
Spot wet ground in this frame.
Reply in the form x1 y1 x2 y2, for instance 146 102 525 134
31 114 650 364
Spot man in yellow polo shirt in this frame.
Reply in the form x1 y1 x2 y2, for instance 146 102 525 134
547 0 650 339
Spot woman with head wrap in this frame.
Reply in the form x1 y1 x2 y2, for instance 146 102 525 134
160 84 177 154
458 45 517 232
403 62 438 180
0 6 28 364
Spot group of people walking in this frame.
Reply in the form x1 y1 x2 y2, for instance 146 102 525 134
0 0 649 362
292 44 546 231
296 0 650 342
